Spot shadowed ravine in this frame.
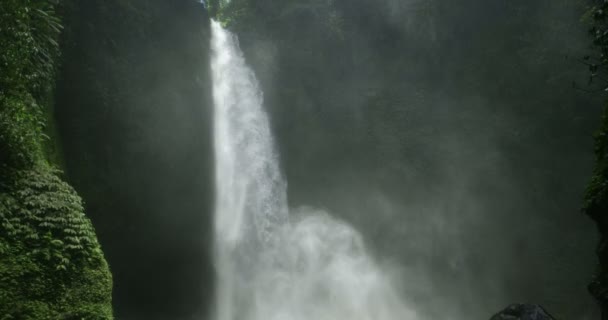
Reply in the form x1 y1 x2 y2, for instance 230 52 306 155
210 20 417 320
2 1 605 319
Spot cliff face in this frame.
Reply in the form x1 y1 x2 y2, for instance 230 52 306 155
490 304 555 320
581 3 608 318
216 1 601 318
54 1 214 319
0 1 113 318
585 106 608 317
2 0 600 318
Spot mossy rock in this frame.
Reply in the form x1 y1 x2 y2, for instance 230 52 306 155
0 167 113 319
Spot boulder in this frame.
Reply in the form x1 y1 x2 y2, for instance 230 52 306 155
490 304 555 320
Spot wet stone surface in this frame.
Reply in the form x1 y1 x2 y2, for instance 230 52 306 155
490 304 555 320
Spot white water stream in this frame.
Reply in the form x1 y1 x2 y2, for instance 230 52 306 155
210 20 416 320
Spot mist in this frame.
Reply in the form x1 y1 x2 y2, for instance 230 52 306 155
234 0 602 319
46 0 605 319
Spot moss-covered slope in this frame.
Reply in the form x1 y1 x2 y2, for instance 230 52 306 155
0 1 113 318
0 168 113 319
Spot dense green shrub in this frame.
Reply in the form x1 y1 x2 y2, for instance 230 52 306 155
0 0 63 169
0 0 62 98
0 168 113 319
0 93 45 169
0 0 113 318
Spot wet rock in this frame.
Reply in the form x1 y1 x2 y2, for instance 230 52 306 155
490 304 555 320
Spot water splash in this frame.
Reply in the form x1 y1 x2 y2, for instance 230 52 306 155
210 20 416 320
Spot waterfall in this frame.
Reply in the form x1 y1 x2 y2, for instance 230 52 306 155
210 20 417 320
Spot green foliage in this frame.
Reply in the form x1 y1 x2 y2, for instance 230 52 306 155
0 0 63 169
0 0 113 318
0 0 62 98
0 167 113 319
0 93 45 169
0 168 102 265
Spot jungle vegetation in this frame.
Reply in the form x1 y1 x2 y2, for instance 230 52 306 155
0 0 112 319
2 0 608 319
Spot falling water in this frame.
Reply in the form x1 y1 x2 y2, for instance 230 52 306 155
210 20 417 320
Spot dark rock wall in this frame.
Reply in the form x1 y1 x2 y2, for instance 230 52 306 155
54 1 214 319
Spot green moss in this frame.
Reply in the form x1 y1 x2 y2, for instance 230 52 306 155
0 0 64 169
0 92 45 170
0 1 113 318
0 0 62 97
0 167 113 319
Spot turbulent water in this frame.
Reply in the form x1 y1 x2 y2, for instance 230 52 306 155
210 20 416 320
